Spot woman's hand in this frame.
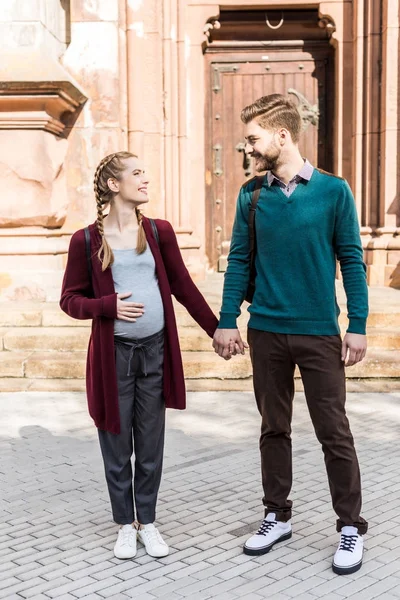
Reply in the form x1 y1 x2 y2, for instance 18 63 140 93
116 292 145 322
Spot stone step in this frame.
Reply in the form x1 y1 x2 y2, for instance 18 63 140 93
0 348 399 380
0 377 399 393
2 325 400 353
182 350 400 379
1 302 400 330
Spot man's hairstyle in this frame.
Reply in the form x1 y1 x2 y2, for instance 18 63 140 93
241 94 302 143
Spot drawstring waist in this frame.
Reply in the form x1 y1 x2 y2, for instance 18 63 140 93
114 330 164 377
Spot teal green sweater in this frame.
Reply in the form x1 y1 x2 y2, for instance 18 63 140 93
219 169 368 335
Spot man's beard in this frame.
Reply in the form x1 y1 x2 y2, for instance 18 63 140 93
252 146 280 172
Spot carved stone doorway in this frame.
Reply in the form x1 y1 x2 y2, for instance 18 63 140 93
204 9 334 271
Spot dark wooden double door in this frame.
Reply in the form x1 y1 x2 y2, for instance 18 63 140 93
205 45 334 270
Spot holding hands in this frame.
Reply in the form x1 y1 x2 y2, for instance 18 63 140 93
212 328 249 361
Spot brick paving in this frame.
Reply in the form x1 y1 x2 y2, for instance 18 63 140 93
0 390 400 599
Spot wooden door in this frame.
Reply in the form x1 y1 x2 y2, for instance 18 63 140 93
205 45 334 270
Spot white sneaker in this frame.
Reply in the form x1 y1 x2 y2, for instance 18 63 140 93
137 523 169 558
243 513 292 555
114 524 137 559
332 526 364 575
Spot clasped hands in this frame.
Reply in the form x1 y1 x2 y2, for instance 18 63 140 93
212 328 248 361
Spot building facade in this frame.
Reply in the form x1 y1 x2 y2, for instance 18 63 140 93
0 0 399 304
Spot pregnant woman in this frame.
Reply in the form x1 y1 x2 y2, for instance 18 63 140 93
60 151 218 560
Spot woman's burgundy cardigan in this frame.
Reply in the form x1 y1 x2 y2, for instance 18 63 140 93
60 217 219 434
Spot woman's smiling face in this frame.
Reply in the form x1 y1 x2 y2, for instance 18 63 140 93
107 156 150 205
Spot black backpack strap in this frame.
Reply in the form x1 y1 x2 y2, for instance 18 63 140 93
244 176 264 303
248 175 264 267
149 218 160 247
83 227 92 282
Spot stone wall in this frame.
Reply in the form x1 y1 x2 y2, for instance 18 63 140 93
0 0 399 302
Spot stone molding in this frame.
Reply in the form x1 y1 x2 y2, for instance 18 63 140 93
0 50 87 137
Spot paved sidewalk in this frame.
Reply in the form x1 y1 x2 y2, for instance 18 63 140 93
1 391 400 600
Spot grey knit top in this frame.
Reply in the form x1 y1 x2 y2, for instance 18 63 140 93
111 245 164 339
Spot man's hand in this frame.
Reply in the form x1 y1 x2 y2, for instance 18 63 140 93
341 333 367 367
212 328 248 360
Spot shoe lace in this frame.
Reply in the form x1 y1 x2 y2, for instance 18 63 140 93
121 527 136 546
339 534 358 552
256 518 277 536
144 526 164 544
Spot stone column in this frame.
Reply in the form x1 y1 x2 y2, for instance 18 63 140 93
319 1 354 183
0 0 87 301
62 0 126 229
375 0 400 287
125 0 164 219
163 0 180 226
177 2 220 277
353 0 400 287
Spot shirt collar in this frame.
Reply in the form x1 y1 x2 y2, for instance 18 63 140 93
266 159 314 187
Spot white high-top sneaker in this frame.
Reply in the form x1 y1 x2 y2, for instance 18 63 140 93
114 524 137 559
137 523 169 558
243 512 292 556
332 526 364 575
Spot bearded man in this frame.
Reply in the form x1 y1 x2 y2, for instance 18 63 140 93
213 94 368 576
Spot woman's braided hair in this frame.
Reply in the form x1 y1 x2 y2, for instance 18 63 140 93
93 151 147 271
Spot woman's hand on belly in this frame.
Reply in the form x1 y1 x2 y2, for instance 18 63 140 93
116 292 145 322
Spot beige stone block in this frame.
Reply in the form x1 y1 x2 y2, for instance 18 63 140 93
366 328 400 349
0 352 29 377
367 265 385 286
70 0 118 22
0 0 67 49
3 327 90 352
384 265 400 289
366 312 400 328
0 378 31 391
173 297 221 315
28 378 86 392
42 307 90 327
183 351 252 379
0 307 42 327
340 311 400 330
178 327 214 352
0 130 68 228
345 379 400 392
2 377 394 394
346 349 400 378
186 378 253 392
126 0 160 34
63 22 119 126
0 270 64 302
0 235 70 255
24 352 86 378
0 254 66 272
0 0 41 21
387 251 400 265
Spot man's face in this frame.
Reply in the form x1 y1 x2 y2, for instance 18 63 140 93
244 120 281 172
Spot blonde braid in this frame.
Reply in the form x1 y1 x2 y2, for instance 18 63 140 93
94 154 118 271
135 208 147 255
